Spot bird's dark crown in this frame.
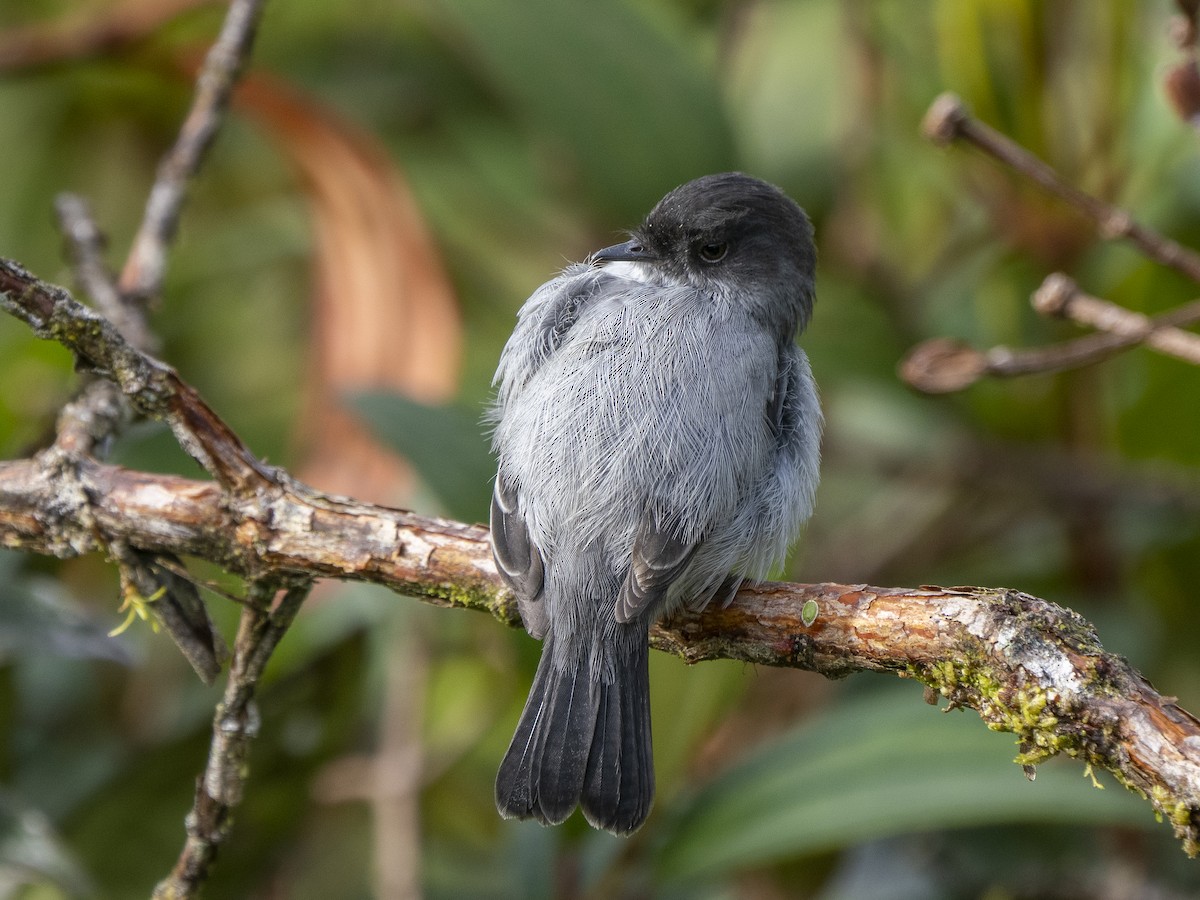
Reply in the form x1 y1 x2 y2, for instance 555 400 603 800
631 172 816 335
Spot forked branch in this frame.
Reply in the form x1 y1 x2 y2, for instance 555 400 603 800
1 259 1198 859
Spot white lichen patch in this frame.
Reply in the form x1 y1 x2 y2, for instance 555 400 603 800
131 481 182 510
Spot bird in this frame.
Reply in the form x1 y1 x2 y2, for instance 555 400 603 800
487 172 822 834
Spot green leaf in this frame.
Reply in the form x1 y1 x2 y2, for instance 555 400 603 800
349 390 493 523
655 682 1152 883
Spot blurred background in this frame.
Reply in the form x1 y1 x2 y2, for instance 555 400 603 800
2 0 1200 897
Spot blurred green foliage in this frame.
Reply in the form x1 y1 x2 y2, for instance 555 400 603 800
2 0 1200 896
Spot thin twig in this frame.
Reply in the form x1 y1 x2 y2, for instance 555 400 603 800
52 196 146 458
152 579 311 900
118 0 268 306
0 257 273 491
1033 274 1200 364
901 275 1200 392
922 92 1200 284
55 194 155 350
900 332 1137 394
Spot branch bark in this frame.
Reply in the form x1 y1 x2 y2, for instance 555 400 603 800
1 46 1198 892
152 580 310 899
0 252 1197 856
1 450 1198 855
118 0 269 306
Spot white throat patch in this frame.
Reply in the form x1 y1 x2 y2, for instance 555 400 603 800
600 260 657 285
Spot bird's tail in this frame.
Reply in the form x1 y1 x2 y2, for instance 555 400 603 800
495 629 654 834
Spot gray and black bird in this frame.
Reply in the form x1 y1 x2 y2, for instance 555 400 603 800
488 172 822 834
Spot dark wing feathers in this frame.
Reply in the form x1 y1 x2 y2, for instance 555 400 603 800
614 516 699 623
768 344 793 441
490 473 548 639
527 272 604 380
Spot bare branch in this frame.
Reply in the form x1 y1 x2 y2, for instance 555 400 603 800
901 276 1200 393
922 92 1200 284
55 193 158 353
1 449 1197 855
900 332 1133 394
2 254 1200 854
1033 274 1200 364
153 580 311 900
902 94 1200 393
118 0 268 306
0 257 272 491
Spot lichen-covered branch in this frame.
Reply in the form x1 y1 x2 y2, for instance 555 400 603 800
0 257 273 492
1 446 1198 855
3 256 1200 856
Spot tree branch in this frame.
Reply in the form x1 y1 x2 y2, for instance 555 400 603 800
4 5 275 890
0 257 274 492
152 580 310 899
900 275 1200 393
921 92 1200 283
1 254 1199 856
117 0 268 307
902 93 1200 393
55 193 157 353
1033 274 1200 365
1 448 1198 855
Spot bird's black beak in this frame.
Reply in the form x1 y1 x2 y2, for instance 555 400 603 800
588 239 657 266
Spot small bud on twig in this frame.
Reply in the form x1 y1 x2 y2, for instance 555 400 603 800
899 338 988 393
1165 59 1200 128
921 92 968 147
1032 273 1200 365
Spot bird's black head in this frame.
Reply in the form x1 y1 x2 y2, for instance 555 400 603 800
590 172 816 337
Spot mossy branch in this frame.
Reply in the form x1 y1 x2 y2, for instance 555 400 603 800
2 257 1199 857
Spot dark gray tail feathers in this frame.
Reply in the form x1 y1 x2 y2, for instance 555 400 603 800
495 636 654 835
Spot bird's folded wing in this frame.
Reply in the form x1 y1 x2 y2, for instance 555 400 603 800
490 472 548 638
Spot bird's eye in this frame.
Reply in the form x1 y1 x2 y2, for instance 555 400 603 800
697 242 728 263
